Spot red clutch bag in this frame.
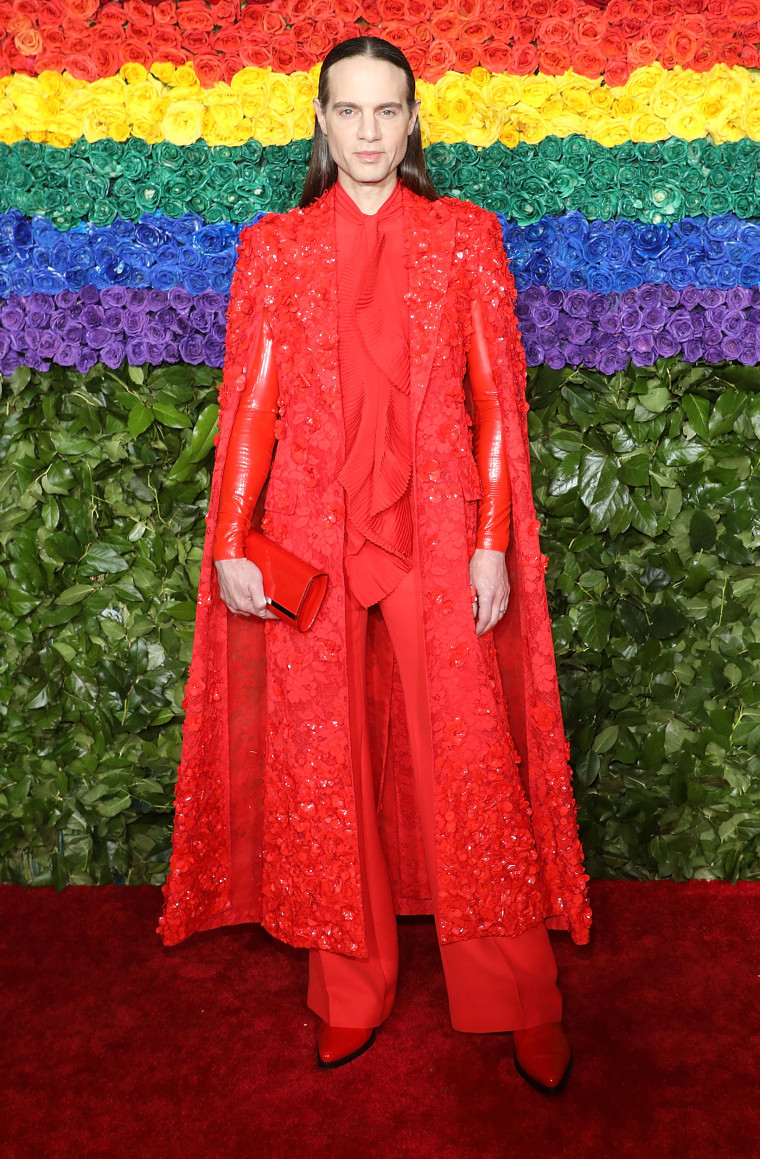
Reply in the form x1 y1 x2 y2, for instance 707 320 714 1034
244 529 328 631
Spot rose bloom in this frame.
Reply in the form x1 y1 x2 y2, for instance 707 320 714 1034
320 16 345 40
127 22 153 44
453 43 480 73
218 54 241 84
692 38 718 70
576 14 606 44
530 0 551 18
481 40 512 72
382 22 416 49
90 43 122 74
62 53 99 80
310 0 337 18
213 26 244 53
162 98 204 145
236 40 270 66
461 17 490 42
209 0 237 21
732 0 760 20
377 0 407 19
36 1 64 27
62 0 99 17
605 59 631 87
176 2 215 31
490 14 515 37
626 39 658 68
240 6 287 34
307 30 334 56
152 24 182 51
182 29 212 54
332 0 362 18
426 38 456 79
538 17 573 44
430 11 460 38
14 29 43 55
150 1 177 22
124 0 154 21
509 42 539 74
719 42 743 66
514 17 537 44
405 45 427 76
272 34 299 72
539 45 572 75
97 3 128 25
571 46 607 78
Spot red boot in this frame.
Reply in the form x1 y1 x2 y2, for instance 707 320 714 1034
317 1021 376 1069
513 1021 572 1094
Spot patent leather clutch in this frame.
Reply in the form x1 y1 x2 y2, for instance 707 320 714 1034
244 529 328 631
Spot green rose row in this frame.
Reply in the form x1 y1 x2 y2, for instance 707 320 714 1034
2 134 760 230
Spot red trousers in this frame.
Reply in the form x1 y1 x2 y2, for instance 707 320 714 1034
307 541 563 1034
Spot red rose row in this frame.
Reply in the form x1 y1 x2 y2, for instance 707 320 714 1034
2 0 760 86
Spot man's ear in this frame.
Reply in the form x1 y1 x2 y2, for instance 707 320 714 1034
313 97 327 134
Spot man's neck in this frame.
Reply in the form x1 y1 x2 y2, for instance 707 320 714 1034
336 171 399 216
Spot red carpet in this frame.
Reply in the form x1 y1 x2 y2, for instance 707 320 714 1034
2 880 759 1159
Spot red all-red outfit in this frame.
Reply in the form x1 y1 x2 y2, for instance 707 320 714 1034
157 178 591 1032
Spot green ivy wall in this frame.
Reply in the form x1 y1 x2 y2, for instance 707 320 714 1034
1 357 758 887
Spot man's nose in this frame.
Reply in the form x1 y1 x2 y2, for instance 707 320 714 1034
358 112 381 141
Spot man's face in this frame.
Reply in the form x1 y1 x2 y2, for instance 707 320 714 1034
313 56 420 192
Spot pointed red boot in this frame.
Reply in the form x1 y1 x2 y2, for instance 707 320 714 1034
513 1021 573 1095
317 1021 376 1069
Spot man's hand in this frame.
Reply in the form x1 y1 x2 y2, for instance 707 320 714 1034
215 558 279 619
469 547 510 637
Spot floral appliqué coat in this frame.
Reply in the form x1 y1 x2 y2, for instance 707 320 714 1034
157 182 592 955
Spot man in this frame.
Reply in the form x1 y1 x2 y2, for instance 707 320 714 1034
158 37 591 1093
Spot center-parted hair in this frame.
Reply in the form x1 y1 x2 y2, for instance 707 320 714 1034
299 36 439 208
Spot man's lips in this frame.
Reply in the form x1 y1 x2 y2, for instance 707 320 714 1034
355 151 382 159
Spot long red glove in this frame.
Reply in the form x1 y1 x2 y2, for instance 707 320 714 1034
467 295 512 552
213 308 279 561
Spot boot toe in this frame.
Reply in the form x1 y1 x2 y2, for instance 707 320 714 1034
513 1021 572 1094
317 1022 376 1069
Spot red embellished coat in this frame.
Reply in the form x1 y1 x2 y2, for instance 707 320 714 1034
157 183 592 953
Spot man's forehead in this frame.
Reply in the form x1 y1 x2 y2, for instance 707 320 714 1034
324 57 408 105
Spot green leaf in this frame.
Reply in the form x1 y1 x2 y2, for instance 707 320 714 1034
79 544 129 577
188 404 220 463
127 403 154 438
688 510 717 552
638 386 671 414
681 394 710 441
592 725 619 754
575 604 614 650
153 402 193 429
56 584 95 606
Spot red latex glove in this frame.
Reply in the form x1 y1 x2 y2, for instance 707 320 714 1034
213 307 279 563
467 294 512 553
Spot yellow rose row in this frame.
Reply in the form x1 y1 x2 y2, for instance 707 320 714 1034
1 60 759 150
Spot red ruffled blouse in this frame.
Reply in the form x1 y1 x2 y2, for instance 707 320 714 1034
334 178 413 607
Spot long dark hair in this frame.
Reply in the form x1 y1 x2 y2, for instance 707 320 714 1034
299 37 439 208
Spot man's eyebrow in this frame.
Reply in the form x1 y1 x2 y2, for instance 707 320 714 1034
332 100 404 110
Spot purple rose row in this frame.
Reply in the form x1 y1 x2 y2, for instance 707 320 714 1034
0 285 227 375
516 283 760 373
2 283 760 377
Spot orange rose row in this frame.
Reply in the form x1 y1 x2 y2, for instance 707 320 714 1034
3 0 760 87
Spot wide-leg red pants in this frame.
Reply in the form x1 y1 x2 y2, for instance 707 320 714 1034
307 535 563 1034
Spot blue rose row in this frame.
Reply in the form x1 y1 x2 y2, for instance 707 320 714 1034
4 208 760 298
2 282 759 378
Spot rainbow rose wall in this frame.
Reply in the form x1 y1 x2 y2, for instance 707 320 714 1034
1 0 758 889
